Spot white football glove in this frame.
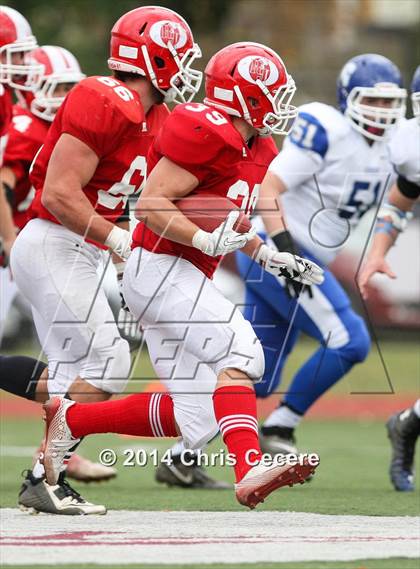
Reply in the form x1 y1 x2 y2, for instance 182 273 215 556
192 211 256 257
255 244 324 286
105 226 132 261
117 305 142 341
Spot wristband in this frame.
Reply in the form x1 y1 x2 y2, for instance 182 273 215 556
191 229 209 253
376 203 412 233
270 229 296 254
105 226 131 259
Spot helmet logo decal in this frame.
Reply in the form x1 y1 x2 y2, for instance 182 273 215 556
249 57 271 82
160 22 180 47
149 20 187 50
237 56 279 86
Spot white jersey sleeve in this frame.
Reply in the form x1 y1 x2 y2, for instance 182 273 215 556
388 118 420 186
268 102 347 191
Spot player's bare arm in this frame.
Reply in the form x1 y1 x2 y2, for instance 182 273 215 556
41 133 114 243
257 170 288 237
136 156 255 256
359 183 418 298
135 156 200 245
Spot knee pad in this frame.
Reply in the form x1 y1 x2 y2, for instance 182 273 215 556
214 317 265 382
337 314 371 364
82 336 131 394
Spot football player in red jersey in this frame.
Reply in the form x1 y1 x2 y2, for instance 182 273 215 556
10 6 202 515
1 44 84 342
0 44 117 483
42 43 324 510
0 6 42 261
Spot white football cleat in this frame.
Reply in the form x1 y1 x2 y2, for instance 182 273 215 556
235 455 319 509
43 397 80 486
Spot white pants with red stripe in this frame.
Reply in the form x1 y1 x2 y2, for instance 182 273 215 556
123 247 264 449
10 219 130 396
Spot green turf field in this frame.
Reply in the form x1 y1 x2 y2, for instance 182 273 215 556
1 340 419 568
1 417 419 516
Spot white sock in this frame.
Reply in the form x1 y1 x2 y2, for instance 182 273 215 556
413 399 420 418
32 458 45 479
170 439 187 457
263 405 302 429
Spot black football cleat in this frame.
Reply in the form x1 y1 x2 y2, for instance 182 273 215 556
386 407 420 492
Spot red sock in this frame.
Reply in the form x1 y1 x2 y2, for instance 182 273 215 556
213 385 262 482
66 393 178 439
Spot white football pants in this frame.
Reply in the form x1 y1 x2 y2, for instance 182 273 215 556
123 247 264 449
10 219 130 396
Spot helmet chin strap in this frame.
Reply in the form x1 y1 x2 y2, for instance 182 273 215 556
233 84 256 132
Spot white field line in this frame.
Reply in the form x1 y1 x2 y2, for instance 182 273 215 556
1 509 419 565
0 446 37 457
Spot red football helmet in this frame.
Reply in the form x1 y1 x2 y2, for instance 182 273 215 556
0 6 43 91
204 42 297 136
29 46 85 121
108 6 202 104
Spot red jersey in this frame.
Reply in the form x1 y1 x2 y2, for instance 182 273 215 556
0 84 13 165
29 76 170 235
3 105 49 229
132 102 278 278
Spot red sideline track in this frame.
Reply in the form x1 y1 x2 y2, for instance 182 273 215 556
0 381 416 420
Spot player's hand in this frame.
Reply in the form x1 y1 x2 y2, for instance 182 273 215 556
284 279 314 300
192 211 256 257
105 226 132 260
269 229 313 299
358 256 396 300
117 307 141 341
256 244 324 286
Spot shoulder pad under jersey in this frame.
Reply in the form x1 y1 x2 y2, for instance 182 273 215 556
74 76 144 124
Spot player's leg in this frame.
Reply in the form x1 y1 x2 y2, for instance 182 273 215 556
237 250 370 452
43 248 319 508
124 249 319 507
0 354 48 402
155 284 300 490
386 399 420 492
241 284 301 453
242 285 300 400
10 220 125 513
11 219 131 403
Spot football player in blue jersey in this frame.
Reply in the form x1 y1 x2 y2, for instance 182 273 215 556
359 66 420 492
236 54 407 455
